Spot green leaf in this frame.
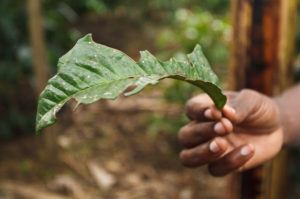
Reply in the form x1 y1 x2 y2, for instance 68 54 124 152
36 34 226 133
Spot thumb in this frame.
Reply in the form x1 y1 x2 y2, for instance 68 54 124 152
222 89 263 124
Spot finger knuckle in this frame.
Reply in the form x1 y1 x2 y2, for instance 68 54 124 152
185 100 196 117
179 151 199 168
178 126 190 145
240 89 264 104
240 89 259 97
208 165 225 177
239 89 265 112
181 160 197 168
225 91 237 96
179 151 190 165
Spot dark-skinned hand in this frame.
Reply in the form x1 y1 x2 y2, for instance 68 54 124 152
178 89 283 176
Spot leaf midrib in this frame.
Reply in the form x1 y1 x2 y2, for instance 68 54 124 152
37 73 171 129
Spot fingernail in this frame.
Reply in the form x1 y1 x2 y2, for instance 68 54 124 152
204 109 213 119
209 141 220 153
214 122 226 134
224 105 236 115
240 145 253 156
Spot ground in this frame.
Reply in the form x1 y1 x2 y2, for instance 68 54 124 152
0 91 226 199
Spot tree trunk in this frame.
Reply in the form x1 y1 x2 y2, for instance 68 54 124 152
27 0 48 95
27 0 56 153
228 0 297 198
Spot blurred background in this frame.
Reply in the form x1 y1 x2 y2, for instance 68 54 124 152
0 0 300 198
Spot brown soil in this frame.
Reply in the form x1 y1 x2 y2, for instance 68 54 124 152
0 94 226 199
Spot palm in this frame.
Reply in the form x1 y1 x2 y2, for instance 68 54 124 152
221 91 283 169
223 127 282 169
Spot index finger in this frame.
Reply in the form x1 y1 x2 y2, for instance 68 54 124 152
185 94 222 121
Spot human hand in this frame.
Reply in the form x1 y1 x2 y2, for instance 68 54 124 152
178 89 283 176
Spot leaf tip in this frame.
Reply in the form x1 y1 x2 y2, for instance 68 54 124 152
194 44 202 50
35 124 42 136
217 95 227 110
78 33 93 43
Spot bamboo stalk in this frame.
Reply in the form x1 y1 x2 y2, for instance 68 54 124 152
229 0 297 198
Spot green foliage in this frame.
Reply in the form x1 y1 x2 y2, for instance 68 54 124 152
156 7 230 64
147 113 189 136
0 0 108 138
155 5 230 106
0 0 34 138
36 34 226 133
163 81 197 104
1 0 230 138
197 0 229 14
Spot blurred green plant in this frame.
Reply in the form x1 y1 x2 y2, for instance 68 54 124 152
156 7 230 66
147 3 231 136
0 0 232 139
0 0 34 139
163 81 196 104
155 5 230 108
19 160 32 173
147 113 189 136
0 0 109 139
0 0 230 139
